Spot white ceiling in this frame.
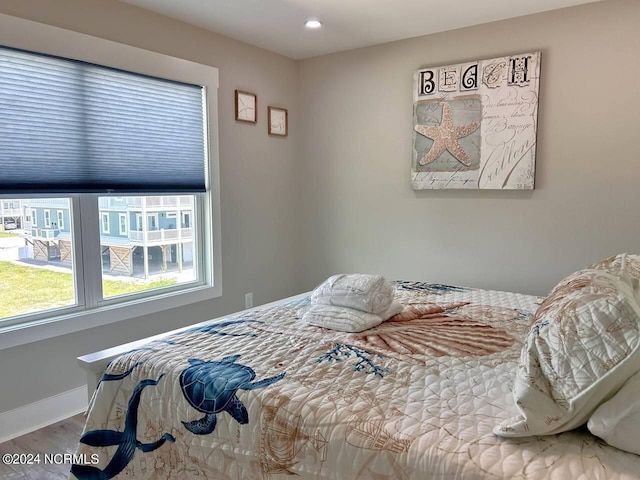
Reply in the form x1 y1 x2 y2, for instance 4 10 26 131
118 0 604 59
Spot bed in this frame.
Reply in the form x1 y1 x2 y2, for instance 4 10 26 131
73 276 640 479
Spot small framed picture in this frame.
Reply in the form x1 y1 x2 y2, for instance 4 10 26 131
235 90 257 123
268 106 288 136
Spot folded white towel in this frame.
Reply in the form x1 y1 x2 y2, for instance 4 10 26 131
300 300 403 333
302 305 384 333
311 274 395 315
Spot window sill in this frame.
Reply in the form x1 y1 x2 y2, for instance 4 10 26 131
0 283 221 351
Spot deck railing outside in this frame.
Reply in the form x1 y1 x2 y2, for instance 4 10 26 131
100 196 193 210
128 227 193 243
31 228 60 239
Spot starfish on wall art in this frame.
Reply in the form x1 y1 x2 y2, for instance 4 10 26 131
414 103 480 166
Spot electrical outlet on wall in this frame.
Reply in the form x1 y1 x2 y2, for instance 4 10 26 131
245 292 253 309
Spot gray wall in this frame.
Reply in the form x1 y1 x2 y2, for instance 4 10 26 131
297 0 640 297
0 0 302 413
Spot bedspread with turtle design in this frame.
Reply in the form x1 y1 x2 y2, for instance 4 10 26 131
72 282 640 479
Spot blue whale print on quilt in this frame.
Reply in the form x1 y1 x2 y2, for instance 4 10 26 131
180 355 285 435
71 375 174 480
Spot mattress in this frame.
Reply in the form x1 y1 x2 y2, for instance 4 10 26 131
72 282 640 479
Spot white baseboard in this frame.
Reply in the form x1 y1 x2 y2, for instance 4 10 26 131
0 385 88 444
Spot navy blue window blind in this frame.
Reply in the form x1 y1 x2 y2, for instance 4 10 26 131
0 46 206 194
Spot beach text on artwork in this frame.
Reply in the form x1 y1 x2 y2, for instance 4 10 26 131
411 52 540 190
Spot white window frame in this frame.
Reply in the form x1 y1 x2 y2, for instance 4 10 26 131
43 209 51 228
118 213 127 235
0 16 222 351
57 210 64 230
31 208 37 227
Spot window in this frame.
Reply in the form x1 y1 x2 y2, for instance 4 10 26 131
148 214 158 231
118 213 127 236
101 213 110 234
1 198 76 319
0 27 221 346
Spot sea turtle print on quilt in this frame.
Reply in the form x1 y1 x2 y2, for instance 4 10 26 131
179 356 285 435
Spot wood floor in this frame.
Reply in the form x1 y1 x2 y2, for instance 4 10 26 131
0 414 85 479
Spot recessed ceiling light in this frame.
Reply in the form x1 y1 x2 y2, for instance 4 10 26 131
305 19 322 29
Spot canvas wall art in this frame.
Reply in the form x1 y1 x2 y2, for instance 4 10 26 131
411 52 540 190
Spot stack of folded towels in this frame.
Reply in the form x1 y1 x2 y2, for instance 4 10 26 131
301 274 403 333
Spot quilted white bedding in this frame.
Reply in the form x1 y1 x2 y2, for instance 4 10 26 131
72 282 640 479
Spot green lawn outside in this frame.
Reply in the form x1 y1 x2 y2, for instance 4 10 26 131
0 232 19 238
0 261 175 319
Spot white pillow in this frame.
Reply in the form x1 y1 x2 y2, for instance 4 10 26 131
589 253 640 280
311 274 395 315
494 267 640 437
588 369 640 455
